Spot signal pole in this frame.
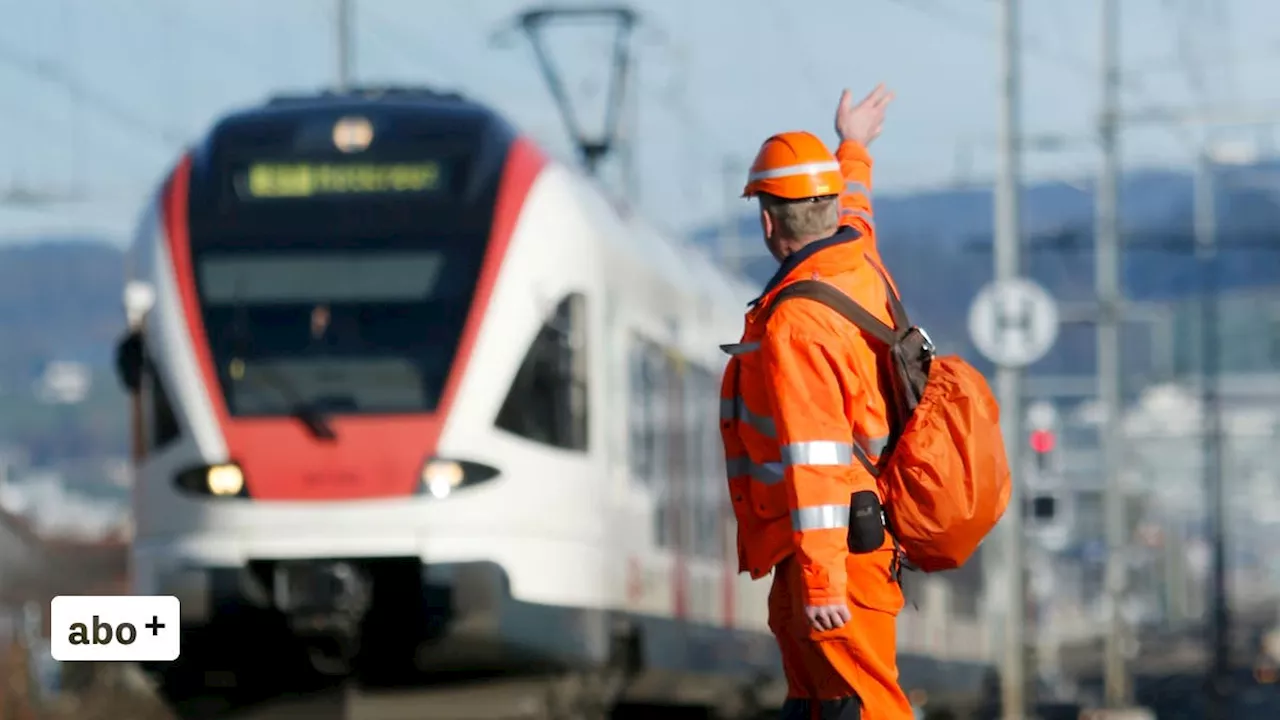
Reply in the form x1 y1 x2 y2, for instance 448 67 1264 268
994 1 1027 717
1195 145 1230 720
1096 0 1130 708
336 0 354 90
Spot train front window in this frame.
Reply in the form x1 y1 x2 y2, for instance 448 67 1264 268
185 103 512 417
194 242 482 416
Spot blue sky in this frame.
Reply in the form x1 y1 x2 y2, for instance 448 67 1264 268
2 0 1279 243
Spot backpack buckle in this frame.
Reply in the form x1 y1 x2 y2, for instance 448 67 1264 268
888 535 906 586
915 326 936 357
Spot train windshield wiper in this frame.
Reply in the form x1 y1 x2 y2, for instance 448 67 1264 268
260 367 338 442
228 282 337 441
292 402 338 442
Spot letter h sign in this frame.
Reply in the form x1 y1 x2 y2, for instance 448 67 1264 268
995 295 1034 348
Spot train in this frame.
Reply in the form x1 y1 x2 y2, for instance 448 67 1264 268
113 86 993 717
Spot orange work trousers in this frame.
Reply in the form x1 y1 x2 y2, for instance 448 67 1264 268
767 552 914 720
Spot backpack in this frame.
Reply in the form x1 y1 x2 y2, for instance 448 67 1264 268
765 262 1011 572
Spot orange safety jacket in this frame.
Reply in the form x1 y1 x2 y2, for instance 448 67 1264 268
719 139 902 607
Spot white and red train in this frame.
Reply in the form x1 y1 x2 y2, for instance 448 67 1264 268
114 87 993 715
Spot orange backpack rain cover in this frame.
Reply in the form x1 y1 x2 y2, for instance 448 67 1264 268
881 355 1011 571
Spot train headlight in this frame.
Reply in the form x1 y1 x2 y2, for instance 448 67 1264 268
422 460 465 499
207 464 245 496
418 457 499 499
175 463 249 498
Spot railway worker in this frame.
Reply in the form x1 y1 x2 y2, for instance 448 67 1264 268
719 84 912 720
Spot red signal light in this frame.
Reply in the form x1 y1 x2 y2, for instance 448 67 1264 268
1029 429 1055 454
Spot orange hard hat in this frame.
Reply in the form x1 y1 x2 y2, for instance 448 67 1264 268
741 131 842 200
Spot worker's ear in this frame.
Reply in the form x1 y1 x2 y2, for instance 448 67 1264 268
759 207 774 240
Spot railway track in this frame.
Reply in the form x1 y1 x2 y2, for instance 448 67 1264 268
170 673 762 720
205 679 568 720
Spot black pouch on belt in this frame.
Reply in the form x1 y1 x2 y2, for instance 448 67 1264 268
846 490 885 554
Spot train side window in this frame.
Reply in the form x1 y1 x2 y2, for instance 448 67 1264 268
148 359 182 450
627 349 728 556
628 336 672 486
692 365 723 559
495 292 589 451
685 365 705 557
654 347 683 549
627 338 656 482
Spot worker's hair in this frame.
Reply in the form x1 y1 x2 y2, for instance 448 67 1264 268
759 193 840 240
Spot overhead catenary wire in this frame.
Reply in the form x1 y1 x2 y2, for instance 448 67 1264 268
0 39 188 212
892 0 1097 77
4 0 295 209
0 42 186 152
126 0 283 85
888 0 1200 149
759 0 827 104
640 25 741 235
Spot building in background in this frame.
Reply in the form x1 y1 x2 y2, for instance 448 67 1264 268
33 361 92 406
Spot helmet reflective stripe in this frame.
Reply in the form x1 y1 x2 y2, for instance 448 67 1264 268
746 160 841 183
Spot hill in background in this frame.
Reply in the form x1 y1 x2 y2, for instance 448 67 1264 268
0 238 128 464
0 238 125 384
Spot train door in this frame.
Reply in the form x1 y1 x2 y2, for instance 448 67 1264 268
660 353 730 626
626 334 728 622
625 333 668 615
662 349 690 620
681 362 729 627
602 290 628 496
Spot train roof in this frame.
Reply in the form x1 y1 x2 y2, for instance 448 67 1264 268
209 86 514 144
264 86 470 106
618 211 759 312
258 86 484 116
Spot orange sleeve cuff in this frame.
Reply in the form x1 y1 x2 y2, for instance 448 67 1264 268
802 585 847 607
797 555 847 607
836 139 873 167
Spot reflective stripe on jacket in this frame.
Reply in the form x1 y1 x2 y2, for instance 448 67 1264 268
720 139 902 607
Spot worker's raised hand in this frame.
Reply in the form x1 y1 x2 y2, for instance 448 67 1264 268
835 84 894 147
805 602 852 632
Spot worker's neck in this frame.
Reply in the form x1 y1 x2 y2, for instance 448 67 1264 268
775 230 835 261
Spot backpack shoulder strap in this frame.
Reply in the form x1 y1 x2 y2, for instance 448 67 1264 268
865 255 911 331
758 280 898 345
